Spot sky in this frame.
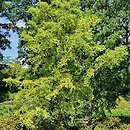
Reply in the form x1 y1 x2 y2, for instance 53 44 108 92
1 31 19 60
0 17 20 60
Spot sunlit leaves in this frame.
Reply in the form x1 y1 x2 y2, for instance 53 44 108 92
0 0 129 129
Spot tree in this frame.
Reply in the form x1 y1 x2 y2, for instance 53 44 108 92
0 0 128 129
0 0 52 61
1 0 129 63
1 0 51 25
81 0 130 97
1 0 130 52
0 0 11 102
81 0 130 47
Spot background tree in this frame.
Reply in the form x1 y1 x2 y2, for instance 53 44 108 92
0 0 11 102
70 0 130 46
80 0 130 98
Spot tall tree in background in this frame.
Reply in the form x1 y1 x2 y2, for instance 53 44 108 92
0 0 11 102
81 0 130 95
81 0 130 47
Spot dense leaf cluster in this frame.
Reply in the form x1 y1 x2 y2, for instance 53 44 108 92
0 0 130 129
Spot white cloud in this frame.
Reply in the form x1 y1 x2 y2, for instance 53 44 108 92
16 20 26 28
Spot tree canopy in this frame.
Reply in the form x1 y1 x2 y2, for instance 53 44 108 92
0 0 130 129
0 0 129 129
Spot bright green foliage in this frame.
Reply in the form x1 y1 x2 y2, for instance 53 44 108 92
0 0 129 129
116 96 128 109
105 96 130 118
94 117 130 130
